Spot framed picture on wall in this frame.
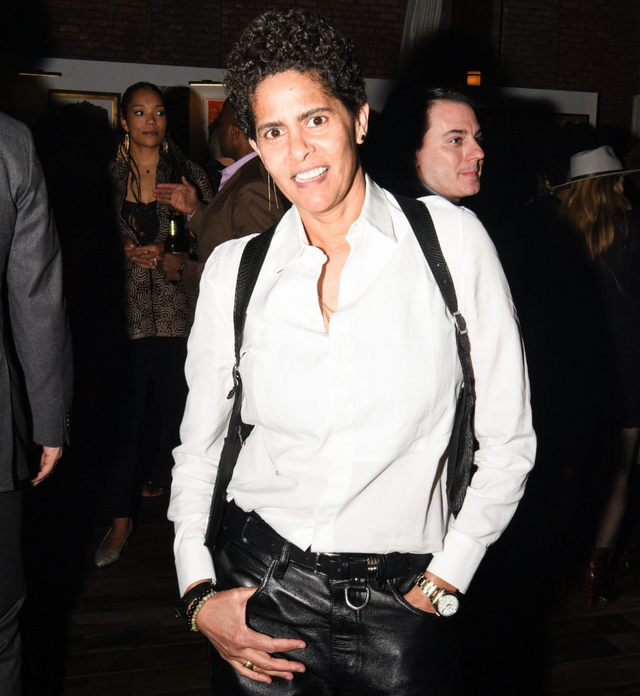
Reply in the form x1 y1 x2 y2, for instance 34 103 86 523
189 83 227 165
207 98 225 127
48 90 121 129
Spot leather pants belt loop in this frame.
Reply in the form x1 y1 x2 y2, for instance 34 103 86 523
223 501 432 585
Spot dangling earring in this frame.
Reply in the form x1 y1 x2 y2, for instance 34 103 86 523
162 138 169 154
117 132 130 162
267 171 280 212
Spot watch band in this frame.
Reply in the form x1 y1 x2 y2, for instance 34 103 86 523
414 573 459 617
175 581 212 621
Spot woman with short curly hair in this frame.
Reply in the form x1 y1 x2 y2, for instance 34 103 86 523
169 9 534 694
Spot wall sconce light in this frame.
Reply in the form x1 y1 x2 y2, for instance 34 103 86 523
18 70 62 78
466 71 481 86
189 80 226 87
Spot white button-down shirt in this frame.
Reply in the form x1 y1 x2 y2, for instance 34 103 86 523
169 178 535 595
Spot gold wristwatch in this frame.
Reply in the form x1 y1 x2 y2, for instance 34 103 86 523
415 573 460 617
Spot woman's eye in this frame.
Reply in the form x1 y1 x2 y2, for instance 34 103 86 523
156 110 166 117
265 128 283 139
308 116 326 127
133 110 144 116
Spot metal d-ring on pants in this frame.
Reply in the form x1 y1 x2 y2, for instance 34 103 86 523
208 502 463 696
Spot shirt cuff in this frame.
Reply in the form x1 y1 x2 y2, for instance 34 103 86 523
175 537 216 596
426 527 488 593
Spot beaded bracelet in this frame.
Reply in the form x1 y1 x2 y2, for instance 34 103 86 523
187 587 217 633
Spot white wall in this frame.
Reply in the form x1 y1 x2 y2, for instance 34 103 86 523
2 56 601 155
476 86 599 126
2 56 397 131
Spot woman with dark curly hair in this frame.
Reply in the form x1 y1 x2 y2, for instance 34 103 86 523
169 9 534 694
96 82 213 567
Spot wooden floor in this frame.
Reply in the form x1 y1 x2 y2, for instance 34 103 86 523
19 439 640 696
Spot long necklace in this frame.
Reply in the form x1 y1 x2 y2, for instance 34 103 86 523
318 294 335 326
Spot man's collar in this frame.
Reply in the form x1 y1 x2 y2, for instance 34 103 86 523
400 176 439 198
218 151 259 191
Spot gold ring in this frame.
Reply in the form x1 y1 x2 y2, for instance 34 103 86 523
243 661 254 671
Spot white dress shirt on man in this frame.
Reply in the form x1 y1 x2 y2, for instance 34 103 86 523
169 177 535 595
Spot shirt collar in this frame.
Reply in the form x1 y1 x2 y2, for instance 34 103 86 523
420 181 439 197
218 151 258 191
272 175 397 273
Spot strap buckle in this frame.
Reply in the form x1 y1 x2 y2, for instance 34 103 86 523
453 311 468 335
313 552 339 575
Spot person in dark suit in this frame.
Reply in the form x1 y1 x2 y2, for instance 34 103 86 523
155 99 287 296
0 112 73 695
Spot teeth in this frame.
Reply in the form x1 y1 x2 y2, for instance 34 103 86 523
294 167 327 182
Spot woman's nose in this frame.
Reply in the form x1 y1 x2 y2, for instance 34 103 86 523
289 128 313 160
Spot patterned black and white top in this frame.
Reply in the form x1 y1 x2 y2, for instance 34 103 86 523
108 155 213 340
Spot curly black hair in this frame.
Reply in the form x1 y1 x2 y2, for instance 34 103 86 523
225 8 367 140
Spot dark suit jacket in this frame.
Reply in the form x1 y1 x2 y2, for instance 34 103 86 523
183 154 287 297
0 113 73 491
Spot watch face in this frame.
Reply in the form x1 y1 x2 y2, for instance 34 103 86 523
436 593 460 617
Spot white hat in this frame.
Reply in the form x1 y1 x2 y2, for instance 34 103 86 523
549 145 640 190
569 145 640 183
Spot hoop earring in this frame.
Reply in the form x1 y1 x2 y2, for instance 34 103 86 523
162 138 169 154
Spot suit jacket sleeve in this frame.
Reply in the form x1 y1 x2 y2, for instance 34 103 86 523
5 122 73 448
183 174 282 297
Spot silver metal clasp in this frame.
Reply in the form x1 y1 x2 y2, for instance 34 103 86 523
313 552 339 574
366 556 379 583
344 585 370 611
452 311 468 335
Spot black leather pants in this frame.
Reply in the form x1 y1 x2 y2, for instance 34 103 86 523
209 507 463 695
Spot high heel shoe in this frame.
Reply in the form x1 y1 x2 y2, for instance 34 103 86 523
599 548 622 602
94 520 134 568
579 546 609 607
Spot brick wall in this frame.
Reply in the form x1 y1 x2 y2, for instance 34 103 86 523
493 0 640 132
39 0 409 79
9 0 640 132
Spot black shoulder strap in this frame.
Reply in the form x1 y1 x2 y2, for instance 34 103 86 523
232 227 277 369
205 226 276 548
393 194 476 517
